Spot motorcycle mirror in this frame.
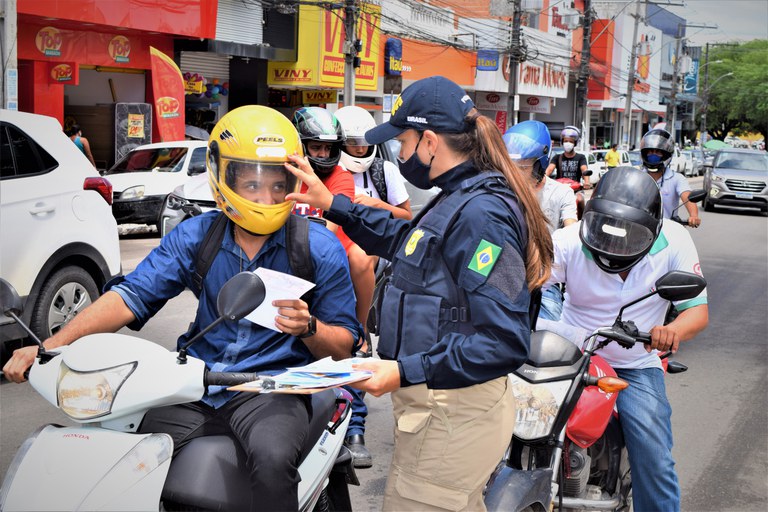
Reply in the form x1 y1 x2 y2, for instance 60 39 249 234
0 277 23 317
0 278 52 362
686 189 706 204
177 272 266 364
654 271 707 302
583 170 593 176
217 271 266 321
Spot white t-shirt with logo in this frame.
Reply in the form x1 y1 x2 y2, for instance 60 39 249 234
352 160 410 206
547 220 707 369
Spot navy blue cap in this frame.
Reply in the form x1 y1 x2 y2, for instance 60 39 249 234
365 76 475 145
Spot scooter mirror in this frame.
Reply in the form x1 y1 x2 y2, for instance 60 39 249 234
686 189 706 204
654 271 707 302
217 271 267 321
0 278 23 317
583 170 593 176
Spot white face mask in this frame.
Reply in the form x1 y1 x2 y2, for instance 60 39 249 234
563 142 575 153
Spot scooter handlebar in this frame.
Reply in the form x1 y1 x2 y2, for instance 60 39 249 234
205 371 260 387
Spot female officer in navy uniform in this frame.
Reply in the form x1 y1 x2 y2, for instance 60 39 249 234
286 76 553 511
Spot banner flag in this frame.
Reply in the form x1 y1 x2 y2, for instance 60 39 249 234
149 46 185 141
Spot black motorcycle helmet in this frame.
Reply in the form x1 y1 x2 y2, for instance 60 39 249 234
291 107 344 175
580 167 663 274
640 128 674 171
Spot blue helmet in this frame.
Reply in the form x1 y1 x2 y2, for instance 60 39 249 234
503 120 552 173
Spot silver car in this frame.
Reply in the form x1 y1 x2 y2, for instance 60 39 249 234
703 148 768 213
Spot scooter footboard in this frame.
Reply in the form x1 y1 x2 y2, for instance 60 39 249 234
484 464 553 512
0 425 172 512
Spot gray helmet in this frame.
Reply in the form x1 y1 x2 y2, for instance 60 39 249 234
640 129 674 171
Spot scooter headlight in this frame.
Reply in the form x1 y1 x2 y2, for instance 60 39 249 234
510 374 571 440
57 362 137 420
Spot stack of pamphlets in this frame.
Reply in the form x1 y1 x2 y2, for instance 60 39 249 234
228 357 372 394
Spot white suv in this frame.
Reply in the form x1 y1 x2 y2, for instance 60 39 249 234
0 110 121 362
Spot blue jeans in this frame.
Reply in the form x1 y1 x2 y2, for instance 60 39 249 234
344 385 367 437
538 284 564 321
615 368 680 512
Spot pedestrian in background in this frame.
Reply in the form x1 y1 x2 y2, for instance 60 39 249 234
605 143 620 169
285 76 553 511
65 124 97 168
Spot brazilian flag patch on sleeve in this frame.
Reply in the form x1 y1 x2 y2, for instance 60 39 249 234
468 239 502 277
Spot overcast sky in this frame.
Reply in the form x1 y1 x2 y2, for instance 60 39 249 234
660 0 768 45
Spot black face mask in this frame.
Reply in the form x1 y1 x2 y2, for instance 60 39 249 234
397 133 435 190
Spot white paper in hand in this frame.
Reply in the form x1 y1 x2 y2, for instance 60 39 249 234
245 268 315 331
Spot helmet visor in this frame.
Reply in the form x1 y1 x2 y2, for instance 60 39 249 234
223 159 300 206
344 135 372 147
581 211 656 258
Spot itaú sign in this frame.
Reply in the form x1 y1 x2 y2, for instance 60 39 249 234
516 60 568 98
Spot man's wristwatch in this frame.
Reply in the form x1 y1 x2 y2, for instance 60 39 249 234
299 315 317 338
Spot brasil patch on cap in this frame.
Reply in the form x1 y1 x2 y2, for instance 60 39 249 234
468 239 502 277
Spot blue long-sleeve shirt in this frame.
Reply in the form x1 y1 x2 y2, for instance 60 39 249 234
109 211 361 407
324 161 532 389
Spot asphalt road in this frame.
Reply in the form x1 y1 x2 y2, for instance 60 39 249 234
1 180 766 510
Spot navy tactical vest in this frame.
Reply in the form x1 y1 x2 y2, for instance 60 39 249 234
377 172 527 361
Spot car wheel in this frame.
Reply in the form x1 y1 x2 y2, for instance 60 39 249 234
30 266 99 339
703 195 715 212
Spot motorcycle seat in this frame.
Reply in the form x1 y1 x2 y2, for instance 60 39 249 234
161 389 337 510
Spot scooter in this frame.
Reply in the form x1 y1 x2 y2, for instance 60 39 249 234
0 272 358 511
484 270 706 512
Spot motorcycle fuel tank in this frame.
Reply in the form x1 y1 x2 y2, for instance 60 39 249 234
566 355 620 448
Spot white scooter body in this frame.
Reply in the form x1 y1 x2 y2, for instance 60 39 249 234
0 334 352 511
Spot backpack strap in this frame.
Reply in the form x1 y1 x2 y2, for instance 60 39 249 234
285 214 316 307
368 157 388 202
192 212 316 306
192 211 229 296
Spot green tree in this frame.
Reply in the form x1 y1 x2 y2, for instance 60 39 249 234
698 40 768 143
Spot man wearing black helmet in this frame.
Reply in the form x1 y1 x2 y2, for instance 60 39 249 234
640 128 701 228
544 166 709 512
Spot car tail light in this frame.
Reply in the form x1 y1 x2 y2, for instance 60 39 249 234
84 177 113 205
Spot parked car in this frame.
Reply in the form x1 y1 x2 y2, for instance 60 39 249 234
104 140 208 231
702 148 768 213
690 148 705 176
159 139 439 237
680 150 696 177
592 148 633 178
627 150 643 169
669 146 686 174
549 148 600 185
0 109 121 363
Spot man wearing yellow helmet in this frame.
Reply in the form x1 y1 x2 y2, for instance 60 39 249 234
3 105 361 511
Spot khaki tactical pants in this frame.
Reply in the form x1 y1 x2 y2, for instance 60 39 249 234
383 376 515 511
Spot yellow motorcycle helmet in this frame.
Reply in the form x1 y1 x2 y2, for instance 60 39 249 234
207 106 303 235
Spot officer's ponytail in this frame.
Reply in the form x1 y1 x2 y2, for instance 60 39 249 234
442 110 553 290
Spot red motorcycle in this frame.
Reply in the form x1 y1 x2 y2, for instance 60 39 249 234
484 270 706 512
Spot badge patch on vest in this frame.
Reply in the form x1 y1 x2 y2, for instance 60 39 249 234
468 239 502 277
405 229 425 256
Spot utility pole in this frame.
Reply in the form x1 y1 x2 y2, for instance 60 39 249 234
574 0 593 148
506 0 523 128
668 22 684 144
342 0 359 106
620 0 642 149
698 42 710 144
1 0 19 109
